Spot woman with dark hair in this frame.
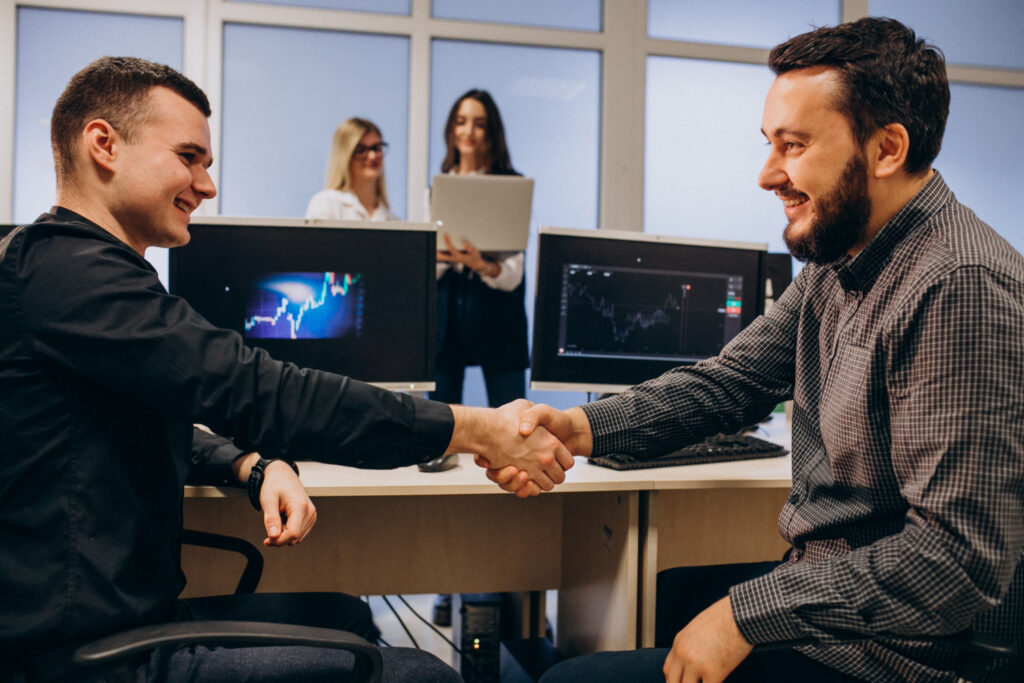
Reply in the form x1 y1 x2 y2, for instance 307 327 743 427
431 89 529 408
440 89 518 176
428 90 530 625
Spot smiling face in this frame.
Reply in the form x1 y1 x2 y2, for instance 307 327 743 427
348 130 384 186
452 97 489 169
109 86 216 252
759 67 873 264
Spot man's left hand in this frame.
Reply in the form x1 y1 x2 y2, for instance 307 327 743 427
259 460 317 547
663 596 753 683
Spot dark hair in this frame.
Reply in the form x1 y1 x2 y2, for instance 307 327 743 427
51 56 211 179
441 89 518 176
768 17 949 176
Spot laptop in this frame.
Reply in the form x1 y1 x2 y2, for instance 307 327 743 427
430 174 534 252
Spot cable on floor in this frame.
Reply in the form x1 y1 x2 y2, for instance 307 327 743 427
396 594 461 654
381 594 419 649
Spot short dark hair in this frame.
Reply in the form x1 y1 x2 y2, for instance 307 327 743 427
51 56 211 180
768 17 949 176
441 89 519 176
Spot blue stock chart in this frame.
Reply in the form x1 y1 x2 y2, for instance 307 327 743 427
244 271 364 340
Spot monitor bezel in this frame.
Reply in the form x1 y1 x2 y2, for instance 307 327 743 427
530 225 768 394
170 216 439 392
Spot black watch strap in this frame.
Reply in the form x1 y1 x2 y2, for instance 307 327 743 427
247 458 300 511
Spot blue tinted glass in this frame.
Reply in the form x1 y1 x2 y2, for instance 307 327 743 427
645 57 783 250
220 24 409 219
233 0 409 14
872 0 1024 69
936 83 1024 254
430 40 601 409
647 0 839 49
433 0 601 32
14 8 183 224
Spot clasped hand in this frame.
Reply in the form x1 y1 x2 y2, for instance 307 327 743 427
458 401 577 497
471 401 589 497
464 400 583 498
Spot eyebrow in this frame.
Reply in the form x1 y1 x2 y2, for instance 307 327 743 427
761 127 811 141
179 142 214 168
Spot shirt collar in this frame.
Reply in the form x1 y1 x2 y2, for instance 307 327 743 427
831 171 953 294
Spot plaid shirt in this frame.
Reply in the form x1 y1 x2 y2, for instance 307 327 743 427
582 173 1024 682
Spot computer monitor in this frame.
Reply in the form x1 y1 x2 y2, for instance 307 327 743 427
764 252 795 311
169 217 437 391
531 226 767 394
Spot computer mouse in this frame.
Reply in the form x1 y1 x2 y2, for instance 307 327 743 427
417 453 460 473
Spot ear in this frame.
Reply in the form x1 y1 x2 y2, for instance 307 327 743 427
871 123 910 179
81 119 120 173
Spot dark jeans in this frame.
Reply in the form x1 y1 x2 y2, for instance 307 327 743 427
135 592 461 682
430 364 525 407
537 647 858 683
540 562 861 683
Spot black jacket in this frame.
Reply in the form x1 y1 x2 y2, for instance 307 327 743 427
0 208 453 666
436 266 529 372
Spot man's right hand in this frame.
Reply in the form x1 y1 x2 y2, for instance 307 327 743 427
448 400 575 495
475 403 594 496
518 404 593 456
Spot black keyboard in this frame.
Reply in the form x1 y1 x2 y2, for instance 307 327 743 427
589 433 788 470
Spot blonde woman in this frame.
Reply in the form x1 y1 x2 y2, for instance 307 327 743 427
306 118 397 221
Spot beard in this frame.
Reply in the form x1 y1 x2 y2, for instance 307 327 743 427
783 153 872 265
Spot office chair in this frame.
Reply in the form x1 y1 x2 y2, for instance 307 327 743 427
752 631 1017 683
29 530 383 683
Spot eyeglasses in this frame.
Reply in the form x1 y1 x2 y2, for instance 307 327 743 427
353 142 388 159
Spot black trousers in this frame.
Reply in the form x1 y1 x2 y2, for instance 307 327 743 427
540 562 862 683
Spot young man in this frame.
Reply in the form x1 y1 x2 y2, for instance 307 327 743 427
506 17 1023 683
0 56 572 681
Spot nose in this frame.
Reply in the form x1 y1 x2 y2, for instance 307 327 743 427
758 149 787 191
193 164 217 200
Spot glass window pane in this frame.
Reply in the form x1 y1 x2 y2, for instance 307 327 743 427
220 24 409 219
14 8 183 225
645 57 783 250
432 0 601 32
936 83 1024 254
232 0 409 14
430 40 601 409
871 0 1024 70
647 0 839 49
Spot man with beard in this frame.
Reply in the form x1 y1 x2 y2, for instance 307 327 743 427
488 16 1024 683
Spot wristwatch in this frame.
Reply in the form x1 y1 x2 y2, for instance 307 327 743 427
247 457 300 511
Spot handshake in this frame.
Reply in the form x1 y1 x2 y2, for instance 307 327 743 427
447 399 594 499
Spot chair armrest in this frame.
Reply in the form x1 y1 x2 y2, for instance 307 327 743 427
941 630 1016 658
73 620 382 683
181 529 264 594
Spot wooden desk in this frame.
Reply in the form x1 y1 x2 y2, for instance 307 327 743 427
638 422 793 647
182 418 792 655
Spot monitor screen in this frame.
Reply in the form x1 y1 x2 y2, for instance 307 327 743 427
170 217 437 391
531 226 766 393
